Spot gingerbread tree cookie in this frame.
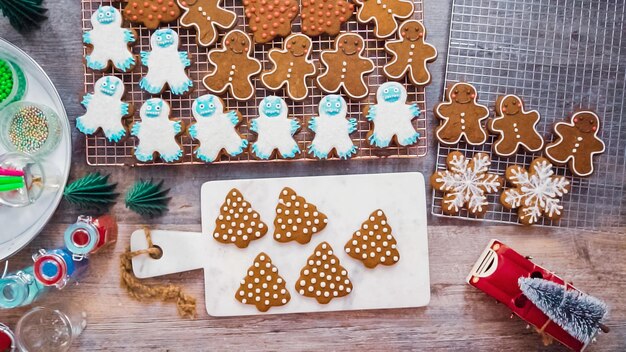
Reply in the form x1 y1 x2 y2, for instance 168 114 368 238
274 187 328 244
384 20 437 86
236 253 291 312
488 94 544 157
296 242 353 304
243 0 299 43
204 30 262 101
123 0 181 29
544 111 606 177
213 188 267 248
317 33 375 100
178 0 238 47
431 151 503 216
344 209 399 268
434 82 489 145
354 0 414 38
262 34 316 101
300 0 354 37
501 157 570 225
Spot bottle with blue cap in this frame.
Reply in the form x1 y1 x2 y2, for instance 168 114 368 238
32 248 88 289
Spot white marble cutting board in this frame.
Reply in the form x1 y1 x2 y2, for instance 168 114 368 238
131 172 430 317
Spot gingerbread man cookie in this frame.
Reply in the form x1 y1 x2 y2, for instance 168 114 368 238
384 20 437 86
317 33 375 100
236 253 291 312
488 94 544 157
300 0 354 37
243 0 299 43
204 30 262 101
354 0 414 38
295 242 353 304
213 188 268 248
261 34 316 101
544 111 606 177
123 0 181 29
434 82 489 145
177 0 237 47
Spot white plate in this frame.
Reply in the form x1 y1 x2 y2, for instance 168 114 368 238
131 172 430 316
0 38 71 260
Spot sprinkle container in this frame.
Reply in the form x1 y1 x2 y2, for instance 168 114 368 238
0 102 61 157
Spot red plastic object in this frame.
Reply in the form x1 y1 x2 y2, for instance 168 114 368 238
466 239 589 352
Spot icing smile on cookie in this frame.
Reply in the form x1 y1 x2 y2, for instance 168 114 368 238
262 96 283 117
287 39 309 57
573 112 599 133
155 29 176 48
96 6 117 25
451 84 476 104
195 95 217 117
501 96 521 115
339 36 362 55
99 76 120 96
381 84 402 103
144 99 163 117
401 22 424 42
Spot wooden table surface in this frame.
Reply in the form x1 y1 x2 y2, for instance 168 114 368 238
1 1 624 351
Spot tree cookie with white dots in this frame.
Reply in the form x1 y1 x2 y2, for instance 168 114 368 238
274 187 328 244
213 188 267 248
344 209 399 268
236 253 291 312
295 242 353 304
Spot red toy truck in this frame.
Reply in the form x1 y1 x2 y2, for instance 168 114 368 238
466 239 598 351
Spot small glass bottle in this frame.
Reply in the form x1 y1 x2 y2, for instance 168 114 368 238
0 323 16 351
32 249 88 289
0 266 47 309
64 215 118 256
0 57 27 111
16 305 87 352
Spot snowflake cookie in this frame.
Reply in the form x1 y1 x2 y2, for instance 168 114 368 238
131 98 184 163
295 242 353 304
188 94 248 162
236 253 291 312
274 187 328 244
77 76 133 143
213 188 268 248
431 151 503 216
344 209 399 268
250 96 300 159
308 95 357 159
365 82 420 147
501 157 570 225
83 6 136 72
140 29 193 95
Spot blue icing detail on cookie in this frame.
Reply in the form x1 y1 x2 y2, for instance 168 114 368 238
131 123 141 136
348 118 357 133
366 105 377 121
401 132 420 146
107 128 127 143
154 29 176 48
76 117 96 135
160 149 183 162
337 145 357 159
81 93 93 108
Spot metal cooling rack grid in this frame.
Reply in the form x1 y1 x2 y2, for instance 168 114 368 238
81 0 428 166
432 0 626 230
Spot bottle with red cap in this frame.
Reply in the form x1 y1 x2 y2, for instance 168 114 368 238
0 266 47 309
0 323 15 352
32 248 88 289
63 215 118 257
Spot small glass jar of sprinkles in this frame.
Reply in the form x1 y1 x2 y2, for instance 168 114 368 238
0 102 61 157
0 57 27 110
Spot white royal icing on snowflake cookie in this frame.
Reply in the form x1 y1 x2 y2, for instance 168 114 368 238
431 151 503 216
250 96 300 159
308 95 357 159
131 98 183 163
77 76 131 143
188 94 248 162
140 29 193 95
366 82 421 147
83 6 136 72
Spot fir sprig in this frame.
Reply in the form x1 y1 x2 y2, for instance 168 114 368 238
125 179 171 217
63 172 118 210
0 0 48 31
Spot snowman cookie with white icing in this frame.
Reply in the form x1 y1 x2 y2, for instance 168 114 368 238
308 95 357 159
250 96 300 159
77 76 133 143
365 82 421 147
131 98 184 163
83 6 136 72
140 29 193 95
188 94 248 162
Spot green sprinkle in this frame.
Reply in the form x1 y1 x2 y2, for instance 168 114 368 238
0 60 14 103
8 105 50 153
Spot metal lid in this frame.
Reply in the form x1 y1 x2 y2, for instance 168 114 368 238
64 220 99 256
33 252 67 287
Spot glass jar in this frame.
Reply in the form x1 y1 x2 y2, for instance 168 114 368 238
0 152 59 207
0 57 27 111
0 266 47 309
64 215 118 256
0 102 61 157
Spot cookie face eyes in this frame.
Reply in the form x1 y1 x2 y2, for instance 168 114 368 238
450 84 476 104
401 21 425 41
155 29 176 48
286 36 311 57
98 77 120 96
225 32 250 54
262 96 283 117
501 96 522 115
321 95 343 116
195 95 218 117
338 35 362 55
145 99 163 117
573 112 599 133
382 86 401 103
96 6 116 25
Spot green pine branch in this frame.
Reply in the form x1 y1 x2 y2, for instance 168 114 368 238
125 179 171 217
0 0 48 31
63 172 118 210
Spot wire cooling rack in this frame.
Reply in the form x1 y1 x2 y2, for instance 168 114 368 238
81 0 428 165
432 0 626 230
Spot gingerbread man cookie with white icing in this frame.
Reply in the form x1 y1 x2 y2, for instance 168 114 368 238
317 33 375 100
177 0 238 47
488 94 544 156
354 0 414 38
544 111 606 177
434 82 489 145
261 34 316 101
384 20 437 86
204 30 262 101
